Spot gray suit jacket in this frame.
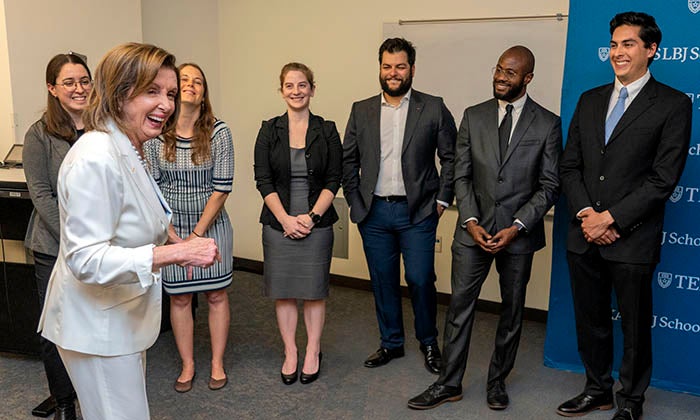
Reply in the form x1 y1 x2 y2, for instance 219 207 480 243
453 96 561 254
342 90 456 224
23 117 73 256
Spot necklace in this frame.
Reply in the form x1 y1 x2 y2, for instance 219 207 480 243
129 142 149 171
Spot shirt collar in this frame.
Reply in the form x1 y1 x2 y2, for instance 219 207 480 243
381 88 412 107
614 70 651 98
497 92 528 113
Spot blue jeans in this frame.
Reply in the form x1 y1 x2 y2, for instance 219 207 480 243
358 199 439 349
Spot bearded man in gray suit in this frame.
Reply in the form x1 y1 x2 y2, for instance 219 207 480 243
409 45 561 411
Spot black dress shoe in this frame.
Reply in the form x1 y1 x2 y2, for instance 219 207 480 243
33 396 57 417
611 407 641 420
300 352 323 384
487 381 509 410
408 383 463 410
556 392 614 417
419 343 442 375
281 369 298 385
364 347 405 368
53 402 77 420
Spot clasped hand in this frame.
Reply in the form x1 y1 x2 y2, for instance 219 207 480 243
282 214 314 240
466 221 518 254
579 208 620 245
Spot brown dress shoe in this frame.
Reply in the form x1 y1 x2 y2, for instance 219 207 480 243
174 372 195 393
208 374 228 390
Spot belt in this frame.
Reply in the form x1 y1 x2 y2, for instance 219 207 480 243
374 195 407 202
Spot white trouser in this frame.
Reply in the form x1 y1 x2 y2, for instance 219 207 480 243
57 346 150 420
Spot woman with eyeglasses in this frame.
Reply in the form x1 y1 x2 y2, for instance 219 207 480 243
144 63 234 393
23 53 92 420
38 43 219 420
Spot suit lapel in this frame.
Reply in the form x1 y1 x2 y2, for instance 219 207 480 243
607 78 657 145
502 97 535 165
306 113 322 149
596 85 614 147
275 113 291 175
402 92 424 153
483 99 501 166
109 122 170 226
368 95 382 168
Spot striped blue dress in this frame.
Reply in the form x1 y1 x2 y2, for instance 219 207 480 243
144 119 234 294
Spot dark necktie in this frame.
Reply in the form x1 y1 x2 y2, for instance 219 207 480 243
499 104 513 162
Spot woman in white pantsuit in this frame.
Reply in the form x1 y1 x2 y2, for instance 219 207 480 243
38 43 219 420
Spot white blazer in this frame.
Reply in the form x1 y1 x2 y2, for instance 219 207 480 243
39 120 171 356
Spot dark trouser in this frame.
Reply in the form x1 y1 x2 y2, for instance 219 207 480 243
438 241 533 388
567 248 654 412
34 251 75 403
358 199 439 349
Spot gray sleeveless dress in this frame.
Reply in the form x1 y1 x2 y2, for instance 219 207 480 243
262 147 333 299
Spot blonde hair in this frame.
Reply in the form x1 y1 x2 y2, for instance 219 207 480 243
163 63 214 164
83 42 179 137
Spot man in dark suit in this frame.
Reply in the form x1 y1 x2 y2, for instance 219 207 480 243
342 38 456 374
556 12 692 420
407 45 561 410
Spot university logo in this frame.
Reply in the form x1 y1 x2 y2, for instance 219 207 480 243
657 272 673 289
670 185 684 203
598 47 610 61
690 0 700 14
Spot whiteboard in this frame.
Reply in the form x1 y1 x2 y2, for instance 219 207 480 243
383 18 568 122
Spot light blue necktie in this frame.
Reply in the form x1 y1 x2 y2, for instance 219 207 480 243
605 87 628 144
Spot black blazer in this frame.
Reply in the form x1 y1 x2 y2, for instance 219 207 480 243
342 90 456 224
254 112 342 231
560 77 692 264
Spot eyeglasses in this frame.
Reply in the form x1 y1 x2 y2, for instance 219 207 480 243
492 67 518 80
55 78 92 89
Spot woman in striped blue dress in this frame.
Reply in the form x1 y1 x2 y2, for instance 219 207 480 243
144 63 234 392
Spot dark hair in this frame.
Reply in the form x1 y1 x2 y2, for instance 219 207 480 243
610 11 661 66
378 38 416 66
45 53 91 141
163 63 214 165
279 62 315 89
84 43 179 138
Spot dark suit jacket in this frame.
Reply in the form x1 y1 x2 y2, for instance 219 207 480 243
254 112 342 231
342 90 456 224
453 96 561 254
560 76 692 264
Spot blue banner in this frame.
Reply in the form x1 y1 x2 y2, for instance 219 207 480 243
545 1 700 395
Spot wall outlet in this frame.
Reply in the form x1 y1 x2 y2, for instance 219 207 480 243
435 235 442 253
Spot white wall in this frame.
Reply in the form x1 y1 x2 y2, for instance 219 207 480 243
3 0 142 151
218 0 569 310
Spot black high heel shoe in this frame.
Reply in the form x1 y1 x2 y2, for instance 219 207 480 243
280 352 298 385
300 352 323 385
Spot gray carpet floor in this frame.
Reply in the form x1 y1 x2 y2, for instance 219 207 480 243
2 270 699 419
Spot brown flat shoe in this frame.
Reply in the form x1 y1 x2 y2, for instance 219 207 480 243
174 372 195 393
208 374 228 390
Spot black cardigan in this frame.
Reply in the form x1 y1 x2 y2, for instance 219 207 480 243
253 112 342 231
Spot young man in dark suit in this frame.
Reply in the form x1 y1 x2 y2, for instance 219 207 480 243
408 45 561 411
342 38 456 374
557 12 692 420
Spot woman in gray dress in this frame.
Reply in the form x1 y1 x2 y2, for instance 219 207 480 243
254 62 342 385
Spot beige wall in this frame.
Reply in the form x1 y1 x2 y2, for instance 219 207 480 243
219 0 569 310
141 0 221 113
3 0 142 151
0 1 15 153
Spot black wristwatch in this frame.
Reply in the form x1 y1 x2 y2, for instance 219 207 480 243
308 211 321 224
